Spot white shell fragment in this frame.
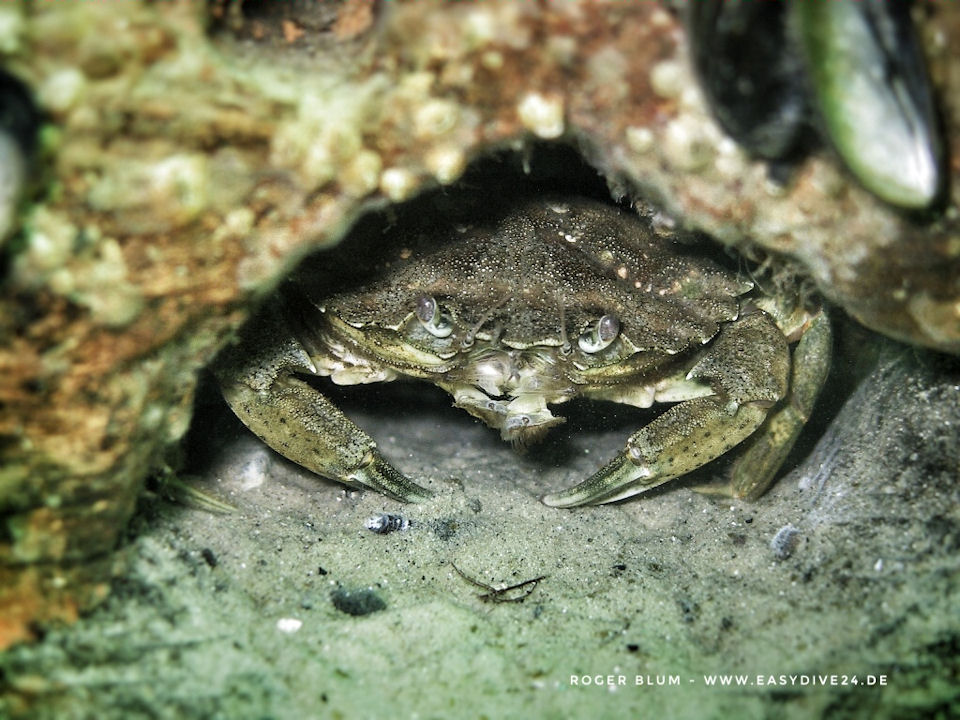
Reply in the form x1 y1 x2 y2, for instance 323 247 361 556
364 513 411 534
276 618 303 634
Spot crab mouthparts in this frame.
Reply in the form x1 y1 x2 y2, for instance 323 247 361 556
444 347 573 445
500 398 566 446
449 386 566 446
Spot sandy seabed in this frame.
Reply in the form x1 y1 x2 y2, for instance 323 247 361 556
2 335 958 720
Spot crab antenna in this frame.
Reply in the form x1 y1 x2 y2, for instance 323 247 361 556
558 301 572 355
461 293 510 348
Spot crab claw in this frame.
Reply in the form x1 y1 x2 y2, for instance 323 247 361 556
344 448 434 503
542 453 661 508
542 397 770 508
544 311 795 508
216 307 433 504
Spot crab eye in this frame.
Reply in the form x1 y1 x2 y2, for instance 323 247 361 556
414 295 453 338
578 313 620 353
415 295 437 323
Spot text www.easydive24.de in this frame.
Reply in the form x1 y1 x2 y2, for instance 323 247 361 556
569 674 888 688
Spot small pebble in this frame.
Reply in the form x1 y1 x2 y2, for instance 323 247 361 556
330 588 386 616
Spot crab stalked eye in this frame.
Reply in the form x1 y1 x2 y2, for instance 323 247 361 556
414 295 453 338
578 313 620 353
415 295 437 323
598 314 620 342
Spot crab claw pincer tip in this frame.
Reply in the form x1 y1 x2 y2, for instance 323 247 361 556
542 453 656 508
346 448 434 503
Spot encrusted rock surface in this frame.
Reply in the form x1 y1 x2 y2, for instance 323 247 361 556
1 0 958 648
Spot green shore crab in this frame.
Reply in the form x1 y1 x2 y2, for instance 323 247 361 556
216 197 831 507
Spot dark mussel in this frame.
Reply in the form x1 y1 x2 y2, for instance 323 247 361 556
687 0 808 161
0 69 40 241
688 0 945 210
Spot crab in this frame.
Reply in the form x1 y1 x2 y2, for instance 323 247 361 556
215 197 831 507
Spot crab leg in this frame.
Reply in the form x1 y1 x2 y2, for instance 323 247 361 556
543 311 790 507
216 307 433 502
724 310 832 499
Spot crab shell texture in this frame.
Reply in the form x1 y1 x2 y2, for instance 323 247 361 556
314 197 754 431
218 197 832 507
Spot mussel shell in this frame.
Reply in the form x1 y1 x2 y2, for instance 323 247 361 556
686 0 808 160
0 69 39 241
0 69 39 159
794 0 945 209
